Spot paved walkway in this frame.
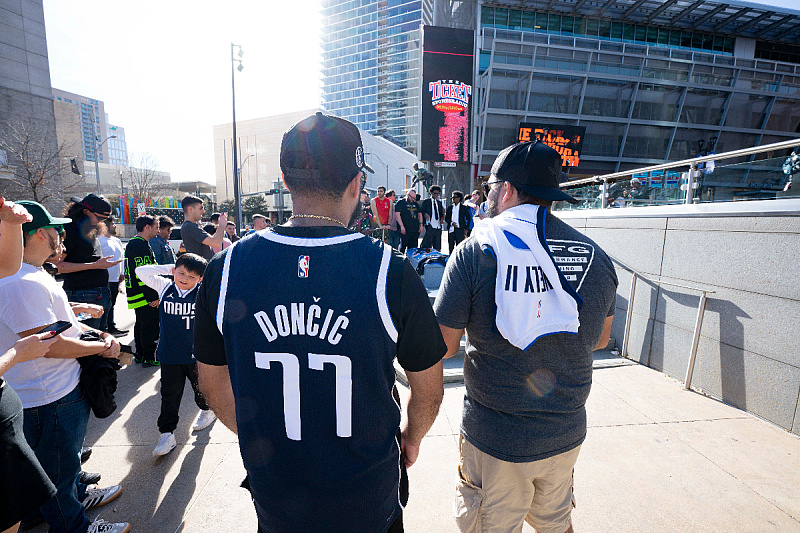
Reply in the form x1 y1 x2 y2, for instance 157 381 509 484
32 302 800 532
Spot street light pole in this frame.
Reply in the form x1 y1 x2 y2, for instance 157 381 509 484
231 43 244 233
90 110 116 195
366 153 389 189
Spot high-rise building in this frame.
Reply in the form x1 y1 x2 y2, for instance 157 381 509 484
52 88 109 164
321 0 434 155
106 118 129 166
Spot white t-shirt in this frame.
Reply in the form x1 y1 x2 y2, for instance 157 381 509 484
0 263 82 408
99 235 124 281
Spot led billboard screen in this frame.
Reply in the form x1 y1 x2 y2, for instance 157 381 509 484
420 26 474 163
518 123 586 167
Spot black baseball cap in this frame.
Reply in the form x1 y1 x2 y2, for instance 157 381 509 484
17 200 72 235
491 141 578 204
71 194 113 216
280 112 374 181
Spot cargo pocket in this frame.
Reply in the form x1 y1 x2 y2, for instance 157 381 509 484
455 460 486 532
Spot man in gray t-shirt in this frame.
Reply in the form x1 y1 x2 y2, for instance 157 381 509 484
434 141 617 533
179 196 227 261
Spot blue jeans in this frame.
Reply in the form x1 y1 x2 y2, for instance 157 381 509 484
65 286 111 332
22 386 90 533
389 230 401 250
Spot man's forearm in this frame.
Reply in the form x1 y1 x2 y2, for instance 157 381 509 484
197 362 238 433
44 336 107 358
53 261 96 273
0 220 23 279
402 361 444 445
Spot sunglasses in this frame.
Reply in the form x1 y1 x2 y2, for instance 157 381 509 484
482 180 509 196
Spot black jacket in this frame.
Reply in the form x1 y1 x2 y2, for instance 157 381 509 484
445 203 472 233
77 331 121 419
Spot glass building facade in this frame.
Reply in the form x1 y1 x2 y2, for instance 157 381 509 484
321 0 433 154
474 1 800 177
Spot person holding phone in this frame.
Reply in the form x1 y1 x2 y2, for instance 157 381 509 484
0 200 129 533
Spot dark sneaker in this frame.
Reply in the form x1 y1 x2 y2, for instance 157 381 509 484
81 446 92 463
19 513 44 530
80 471 101 485
108 328 129 337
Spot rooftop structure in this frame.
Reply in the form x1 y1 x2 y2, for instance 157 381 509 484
472 0 800 176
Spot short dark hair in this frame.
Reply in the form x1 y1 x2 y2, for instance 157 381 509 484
174 253 208 276
451 190 463 200
226 221 236 227
251 214 266 221
511 184 551 207
429 185 441 194
135 215 156 232
210 213 221 223
158 215 175 229
361 189 369 197
377 186 386 192
386 189 396 198
182 196 203 211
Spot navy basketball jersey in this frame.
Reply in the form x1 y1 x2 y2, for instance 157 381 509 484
217 230 401 533
156 283 199 365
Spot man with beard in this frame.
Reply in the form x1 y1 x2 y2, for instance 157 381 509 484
55 195 121 332
434 141 617 533
194 112 446 533
395 189 423 253
0 201 128 533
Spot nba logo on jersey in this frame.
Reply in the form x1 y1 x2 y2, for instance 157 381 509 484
298 255 310 278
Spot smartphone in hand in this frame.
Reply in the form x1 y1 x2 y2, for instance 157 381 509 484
40 320 73 335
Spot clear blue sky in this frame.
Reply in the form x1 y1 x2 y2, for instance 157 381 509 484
44 0 322 185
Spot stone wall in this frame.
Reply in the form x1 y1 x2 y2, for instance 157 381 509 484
557 200 800 435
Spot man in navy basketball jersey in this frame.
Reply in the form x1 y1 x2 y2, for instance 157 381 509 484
194 112 446 533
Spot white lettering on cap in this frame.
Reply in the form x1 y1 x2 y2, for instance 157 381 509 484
355 146 364 168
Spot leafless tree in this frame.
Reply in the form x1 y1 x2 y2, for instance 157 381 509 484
123 152 170 199
0 120 80 203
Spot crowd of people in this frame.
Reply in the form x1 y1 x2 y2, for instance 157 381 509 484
0 111 618 533
358 182 486 254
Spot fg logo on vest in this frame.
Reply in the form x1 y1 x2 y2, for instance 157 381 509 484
298 255 310 278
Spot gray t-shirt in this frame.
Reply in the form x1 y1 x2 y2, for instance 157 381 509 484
181 220 213 261
434 211 618 462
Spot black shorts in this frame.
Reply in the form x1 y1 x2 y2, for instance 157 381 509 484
0 381 57 530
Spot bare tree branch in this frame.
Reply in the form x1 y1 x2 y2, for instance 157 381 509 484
0 120 73 203
123 153 170 199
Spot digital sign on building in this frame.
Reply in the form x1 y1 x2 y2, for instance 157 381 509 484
420 26 474 163
518 124 586 167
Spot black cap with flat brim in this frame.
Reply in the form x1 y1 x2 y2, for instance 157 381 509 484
280 112 374 182
491 141 578 204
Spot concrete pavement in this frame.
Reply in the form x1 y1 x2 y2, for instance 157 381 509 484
30 298 800 532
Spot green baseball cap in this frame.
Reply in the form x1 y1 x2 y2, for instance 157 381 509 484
17 201 72 235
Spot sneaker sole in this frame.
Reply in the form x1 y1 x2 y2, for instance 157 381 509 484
192 421 215 432
83 486 123 510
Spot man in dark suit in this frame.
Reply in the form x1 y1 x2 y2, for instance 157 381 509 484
419 185 445 251
445 190 471 252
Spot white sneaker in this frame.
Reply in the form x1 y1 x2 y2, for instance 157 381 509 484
152 432 176 456
87 517 130 533
82 485 123 510
192 410 216 432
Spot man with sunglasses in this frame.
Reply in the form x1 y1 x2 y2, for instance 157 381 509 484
0 201 128 533
434 141 618 533
445 190 471 251
55 195 121 332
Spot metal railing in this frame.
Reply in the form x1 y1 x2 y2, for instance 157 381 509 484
611 255 715 391
561 138 800 209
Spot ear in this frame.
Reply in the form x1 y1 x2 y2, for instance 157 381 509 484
346 172 362 199
170 266 175 275
501 182 516 205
